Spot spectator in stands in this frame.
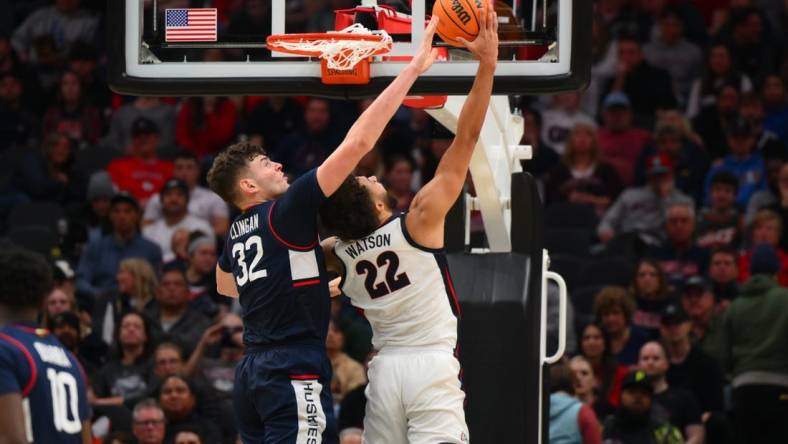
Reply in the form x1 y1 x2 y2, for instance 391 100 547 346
601 370 684 444
146 267 212 356
383 154 416 212
156 375 222 444
244 97 304 152
659 303 725 422
739 92 786 160
707 246 740 305
593 287 650 366
277 98 342 177
570 355 614 422
132 399 166 444
634 121 708 203
338 350 375 433
548 360 602 444
185 314 244 406
540 92 596 155
76 171 114 243
173 428 203 444
643 8 702 106
681 275 724 360
327 320 367 405
92 258 158 347
630 258 672 339
543 123 623 213
175 97 238 159
42 70 102 145
638 341 705 444
92 311 156 409
632 0 707 45
0 33 43 108
0 71 38 152
577 323 629 409
656 109 706 148
696 171 742 249
738 209 788 285
719 244 788 444
11 0 98 62
183 234 223 316
76 193 162 299
721 7 775 85
144 151 229 236
598 154 693 246
103 97 176 152
761 75 788 144
649 202 709 285
704 118 767 207
519 107 559 179
693 83 741 160
142 179 212 263
597 92 651 186
603 35 676 127
107 117 174 204
49 311 96 374
687 42 752 119
584 13 617 118
11 132 82 203
67 41 108 111
758 163 788 249
42 285 77 327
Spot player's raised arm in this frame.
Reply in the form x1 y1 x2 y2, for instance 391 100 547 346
406 2 498 248
316 17 440 197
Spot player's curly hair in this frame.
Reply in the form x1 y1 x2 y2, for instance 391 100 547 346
0 248 53 309
320 176 381 241
207 142 266 207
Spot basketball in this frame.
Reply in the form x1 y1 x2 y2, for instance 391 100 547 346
432 0 483 47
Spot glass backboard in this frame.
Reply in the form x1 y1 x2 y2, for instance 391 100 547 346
108 0 590 98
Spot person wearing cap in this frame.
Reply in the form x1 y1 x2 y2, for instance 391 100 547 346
680 274 725 360
78 170 115 243
102 96 176 154
539 92 596 156
76 192 162 299
647 201 709 286
659 302 725 423
144 151 230 236
601 370 684 444
718 243 788 444
142 179 212 263
638 341 704 444
696 171 742 250
598 153 693 245
703 117 767 208
597 92 651 186
106 116 175 204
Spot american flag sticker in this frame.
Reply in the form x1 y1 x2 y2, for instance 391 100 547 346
165 8 217 42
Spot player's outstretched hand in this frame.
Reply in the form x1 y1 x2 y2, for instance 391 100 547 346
457 0 498 64
409 15 440 74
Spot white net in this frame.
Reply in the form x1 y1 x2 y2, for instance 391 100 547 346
270 24 392 71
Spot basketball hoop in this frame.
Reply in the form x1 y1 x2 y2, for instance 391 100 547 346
403 95 447 109
266 24 392 85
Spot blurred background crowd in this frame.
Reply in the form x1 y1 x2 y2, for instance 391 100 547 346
0 0 786 443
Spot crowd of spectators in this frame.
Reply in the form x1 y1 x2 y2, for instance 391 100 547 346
0 1 787 444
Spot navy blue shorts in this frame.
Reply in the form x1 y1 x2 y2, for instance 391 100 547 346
233 345 338 444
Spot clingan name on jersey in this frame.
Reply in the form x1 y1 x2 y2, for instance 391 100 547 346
230 214 259 240
343 233 391 260
33 342 72 368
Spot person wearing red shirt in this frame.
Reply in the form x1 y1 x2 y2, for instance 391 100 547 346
107 117 174 205
597 93 652 186
738 209 788 286
175 97 238 159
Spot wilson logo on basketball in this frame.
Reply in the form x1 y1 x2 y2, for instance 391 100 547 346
451 0 473 25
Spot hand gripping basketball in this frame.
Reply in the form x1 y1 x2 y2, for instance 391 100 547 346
456 0 498 62
408 16 441 74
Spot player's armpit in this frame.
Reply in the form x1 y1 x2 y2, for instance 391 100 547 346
328 277 342 298
0 392 28 444
320 237 341 273
216 265 239 298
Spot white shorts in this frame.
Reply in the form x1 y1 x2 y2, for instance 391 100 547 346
362 348 469 444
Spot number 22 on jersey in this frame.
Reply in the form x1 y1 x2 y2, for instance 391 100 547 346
356 251 411 299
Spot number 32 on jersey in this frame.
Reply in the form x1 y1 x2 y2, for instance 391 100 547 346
232 235 267 286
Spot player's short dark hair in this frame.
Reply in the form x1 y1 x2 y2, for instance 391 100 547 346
710 171 739 192
0 248 53 309
207 142 266 207
320 176 381 241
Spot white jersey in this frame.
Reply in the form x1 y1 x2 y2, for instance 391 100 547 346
334 214 460 352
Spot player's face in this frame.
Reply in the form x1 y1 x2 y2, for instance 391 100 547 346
638 343 669 378
159 377 195 417
246 155 289 199
356 176 388 212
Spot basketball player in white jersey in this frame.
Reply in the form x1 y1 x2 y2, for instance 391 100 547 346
318 4 498 443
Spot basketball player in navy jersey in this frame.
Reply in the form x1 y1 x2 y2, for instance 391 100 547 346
0 249 91 444
318 4 498 443
206 17 440 444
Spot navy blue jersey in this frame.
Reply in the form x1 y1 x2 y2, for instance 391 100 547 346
219 169 330 348
0 324 89 444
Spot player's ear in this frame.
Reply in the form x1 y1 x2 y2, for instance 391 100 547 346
238 177 258 195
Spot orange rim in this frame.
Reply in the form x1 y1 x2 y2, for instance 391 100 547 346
266 33 391 57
